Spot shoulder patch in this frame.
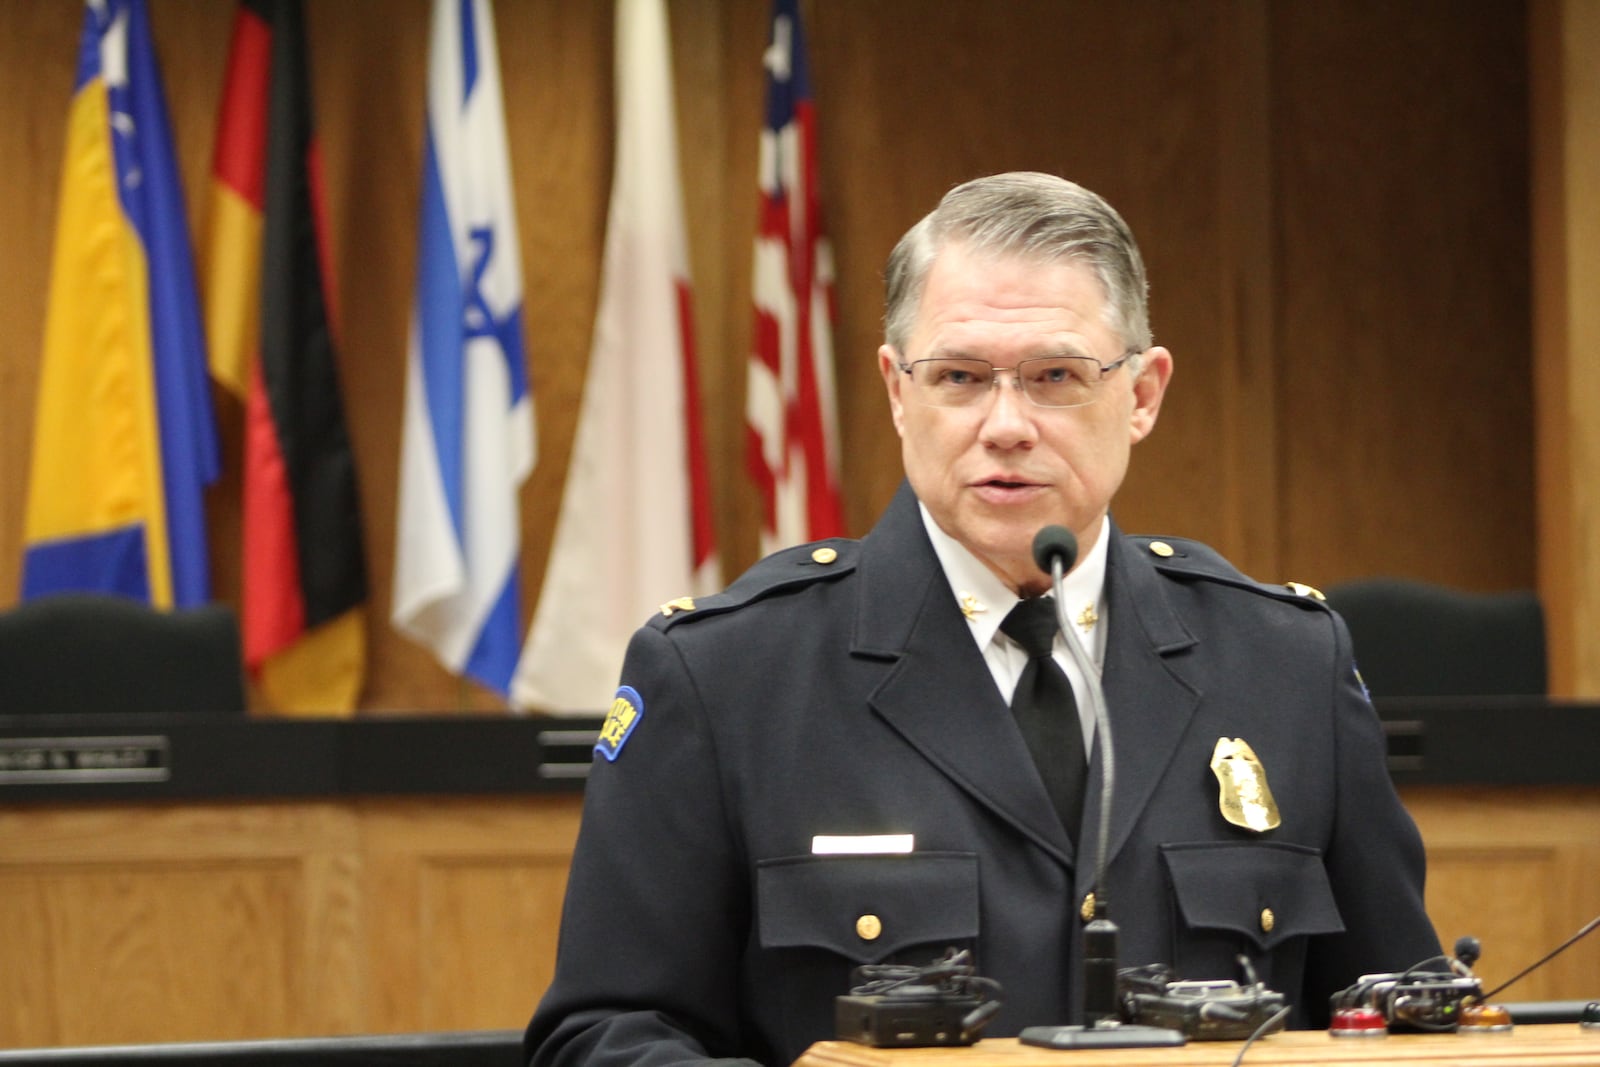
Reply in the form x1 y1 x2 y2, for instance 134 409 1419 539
595 686 644 762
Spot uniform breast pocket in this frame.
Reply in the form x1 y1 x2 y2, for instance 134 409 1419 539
1160 842 1345 988
755 851 979 966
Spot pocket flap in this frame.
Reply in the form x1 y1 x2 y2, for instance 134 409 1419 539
756 852 978 963
1161 842 1344 951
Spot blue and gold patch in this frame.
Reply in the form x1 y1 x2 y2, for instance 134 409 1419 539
595 686 644 762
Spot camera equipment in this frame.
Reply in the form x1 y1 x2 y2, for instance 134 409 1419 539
1329 938 1485 1034
1117 956 1288 1041
1330 968 1481 1032
835 948 1002 1048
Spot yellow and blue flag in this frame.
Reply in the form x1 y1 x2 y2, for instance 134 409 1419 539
22 0 219 608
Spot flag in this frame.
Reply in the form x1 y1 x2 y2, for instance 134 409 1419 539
744 0 845 554
391 0 535 699
203 0 368 715
511 0 718 713
22 0 220 609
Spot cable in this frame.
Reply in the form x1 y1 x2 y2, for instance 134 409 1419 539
1228 1005 1291 1067
1481 914 1600 1002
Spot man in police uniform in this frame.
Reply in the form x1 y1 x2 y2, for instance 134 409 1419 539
525 173 1440 1067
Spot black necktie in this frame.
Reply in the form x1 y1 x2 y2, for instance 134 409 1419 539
1000 597 1087 844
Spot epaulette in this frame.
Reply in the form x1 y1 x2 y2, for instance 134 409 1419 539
648 538 859 630
1128 535 1331 612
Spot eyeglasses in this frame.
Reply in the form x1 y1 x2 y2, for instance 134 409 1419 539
896 353 1135 409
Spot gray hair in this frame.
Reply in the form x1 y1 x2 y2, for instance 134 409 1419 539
884 172 1152 361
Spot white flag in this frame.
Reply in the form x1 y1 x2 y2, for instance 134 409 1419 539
392 0 535 698
512 0 719 713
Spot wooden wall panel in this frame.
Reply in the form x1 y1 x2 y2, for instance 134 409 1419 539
1531 0 1600 696
1273 2 1534 590
0 803 363 1046
0 1 1540 713
1402 786 1600 1004
0 790 1594 1050
0 862 304 1043
807 1 1245 555
360 796 582 1034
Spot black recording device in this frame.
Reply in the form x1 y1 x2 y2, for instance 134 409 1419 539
834 948 1002 1048
1329 938 1485 1033
1330 919 1600 1035
1116 957 1288 1041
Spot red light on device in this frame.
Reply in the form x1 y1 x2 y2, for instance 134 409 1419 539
1329 1007 1388 1037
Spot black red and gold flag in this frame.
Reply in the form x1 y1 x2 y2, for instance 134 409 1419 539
204 0 367 715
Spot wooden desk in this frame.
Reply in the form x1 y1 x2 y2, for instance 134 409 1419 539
0 711 1595 1049
796 1026 1600 1066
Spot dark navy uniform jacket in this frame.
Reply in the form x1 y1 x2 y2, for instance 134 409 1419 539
525 483 1439 1066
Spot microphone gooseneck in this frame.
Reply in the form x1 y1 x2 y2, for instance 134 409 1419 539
1030 525 1113 917
1016 525 1210 1046
1032 524 1119 1027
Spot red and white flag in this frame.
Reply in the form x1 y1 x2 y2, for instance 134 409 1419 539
745 0 845 554
511 0 718 713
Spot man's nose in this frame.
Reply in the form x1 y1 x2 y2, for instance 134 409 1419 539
978 372 1037 443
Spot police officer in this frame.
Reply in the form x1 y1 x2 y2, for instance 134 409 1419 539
524 172 1440 1066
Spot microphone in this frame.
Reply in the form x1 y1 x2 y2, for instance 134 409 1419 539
1016 525 1181 1049
1030 526 1113 941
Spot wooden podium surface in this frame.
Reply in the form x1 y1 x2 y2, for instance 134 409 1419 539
795 1026 1600 1066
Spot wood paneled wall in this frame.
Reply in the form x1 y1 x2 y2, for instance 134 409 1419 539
0 2 1537 712
0 796 585 1044
1532 0 1600 696
1 790 1595 1047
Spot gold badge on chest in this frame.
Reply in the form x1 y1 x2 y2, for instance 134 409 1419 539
1210 737 1281 832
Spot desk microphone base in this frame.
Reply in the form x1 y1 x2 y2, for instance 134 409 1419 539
1019 1024 1187 1050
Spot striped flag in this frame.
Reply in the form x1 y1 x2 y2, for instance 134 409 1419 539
391 0 535 699
203 0 368 715
511 0 718 713
22 0 220 610
745 0 845 554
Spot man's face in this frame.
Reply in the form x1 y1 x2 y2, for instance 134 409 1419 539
879 243 1172 595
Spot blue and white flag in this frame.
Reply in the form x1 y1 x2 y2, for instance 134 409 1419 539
392 0 534 698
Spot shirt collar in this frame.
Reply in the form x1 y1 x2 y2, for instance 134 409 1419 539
918 503 1111 655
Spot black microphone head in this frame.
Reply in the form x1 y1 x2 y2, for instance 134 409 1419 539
1454 935 1481 969
1032 525 1079 576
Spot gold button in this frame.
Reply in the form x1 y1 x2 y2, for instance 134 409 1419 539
1149 541 1174 558
1080 893 1096 922
1260 907 1275 933
812 547 838 565
856 914 882 941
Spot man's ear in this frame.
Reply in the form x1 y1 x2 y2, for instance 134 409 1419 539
880 344 907 436
1128 346 1172 444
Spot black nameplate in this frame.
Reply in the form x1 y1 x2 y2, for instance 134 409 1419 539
0 735 170 784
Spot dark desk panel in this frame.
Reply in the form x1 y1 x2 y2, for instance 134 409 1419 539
1376 698 1599 786
0 700 1594 802
0 713 604 802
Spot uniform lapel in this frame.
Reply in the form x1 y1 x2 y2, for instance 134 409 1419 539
1083 528 1202 876
855 485 1075 865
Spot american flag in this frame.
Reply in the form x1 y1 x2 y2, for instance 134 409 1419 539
745 0 845 553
